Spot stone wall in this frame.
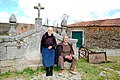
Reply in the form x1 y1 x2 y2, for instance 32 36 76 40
68 27 120 49
0 13 78 73
0 29 42 73
16 23 35 34
0 26 78 73
0 23 34 35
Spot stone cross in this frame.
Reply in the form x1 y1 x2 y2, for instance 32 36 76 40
34 3 44 18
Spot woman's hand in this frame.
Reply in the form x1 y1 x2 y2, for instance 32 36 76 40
48 46 52 49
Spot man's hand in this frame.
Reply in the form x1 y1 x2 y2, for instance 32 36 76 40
68 55 72 60
48 46 52 49
65 55 72 60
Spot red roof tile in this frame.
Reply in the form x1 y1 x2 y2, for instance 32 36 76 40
68 18 120 27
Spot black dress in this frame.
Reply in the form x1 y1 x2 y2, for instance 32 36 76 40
41 32 56 67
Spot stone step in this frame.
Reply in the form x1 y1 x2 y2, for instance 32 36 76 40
28 64 43 70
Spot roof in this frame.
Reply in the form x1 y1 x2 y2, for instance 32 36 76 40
68 18 120 28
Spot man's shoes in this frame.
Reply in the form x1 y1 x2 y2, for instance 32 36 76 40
58 70 64 76
70 70 77 75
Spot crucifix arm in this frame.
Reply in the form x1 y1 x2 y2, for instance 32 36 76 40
34 6 38 9
41 7 44 9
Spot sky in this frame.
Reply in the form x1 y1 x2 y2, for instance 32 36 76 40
0 0 120 26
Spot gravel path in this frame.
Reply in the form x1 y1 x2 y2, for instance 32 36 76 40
3 70 82 80
31 71 82 80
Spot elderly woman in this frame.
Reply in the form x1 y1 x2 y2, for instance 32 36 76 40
41 27 56 76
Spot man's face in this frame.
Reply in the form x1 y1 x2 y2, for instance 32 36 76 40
63 36 68 43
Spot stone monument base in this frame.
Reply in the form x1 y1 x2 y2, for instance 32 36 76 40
88 52 107 63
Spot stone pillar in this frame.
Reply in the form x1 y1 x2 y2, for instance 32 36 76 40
35 18 42 31
9 23 17 36
60 14 68 36
9 14 17 36
69 39 78 59
61 26 67 36
34 3 44 31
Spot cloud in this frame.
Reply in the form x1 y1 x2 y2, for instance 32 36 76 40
17 0 43 23
0 12 10 23
65 0 120 21
1 0 120 25
18 0 43 17
17 16 35 24
16 0 120 24
43 0 120 24
111 12 120 18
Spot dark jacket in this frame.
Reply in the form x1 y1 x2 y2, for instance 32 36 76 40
58 42 74 57
40 32 57 53
55 41 74 66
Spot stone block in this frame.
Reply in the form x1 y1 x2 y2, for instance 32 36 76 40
15 47 25 59
7 47 17 59
0 48 7 60
1 67 10 73
35 18 42 28
88 52 107 63
27 59 42 65
15 58 28 71
9 67 17 73
1 60 16 67
1 66 16 73
64 62 71 70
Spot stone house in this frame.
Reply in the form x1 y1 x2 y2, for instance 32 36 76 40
16 23 34 34
67 18 120 49
0 23 34 35
0 23 10 35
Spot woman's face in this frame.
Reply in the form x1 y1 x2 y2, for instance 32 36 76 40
48 28 53 35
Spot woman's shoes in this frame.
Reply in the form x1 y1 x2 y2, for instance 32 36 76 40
46 71 53 76
46 72 50 76
46 66 53 76
49 71 53 76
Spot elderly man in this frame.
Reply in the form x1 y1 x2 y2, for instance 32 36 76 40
58 36 77 76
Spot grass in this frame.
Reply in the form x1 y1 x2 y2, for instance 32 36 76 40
99 56 120 71
0 56 120 80
0 67 45 80
0 66 60 79
99 62 120 70
76 58 104 80
0 33 9 36
76 58 120 80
